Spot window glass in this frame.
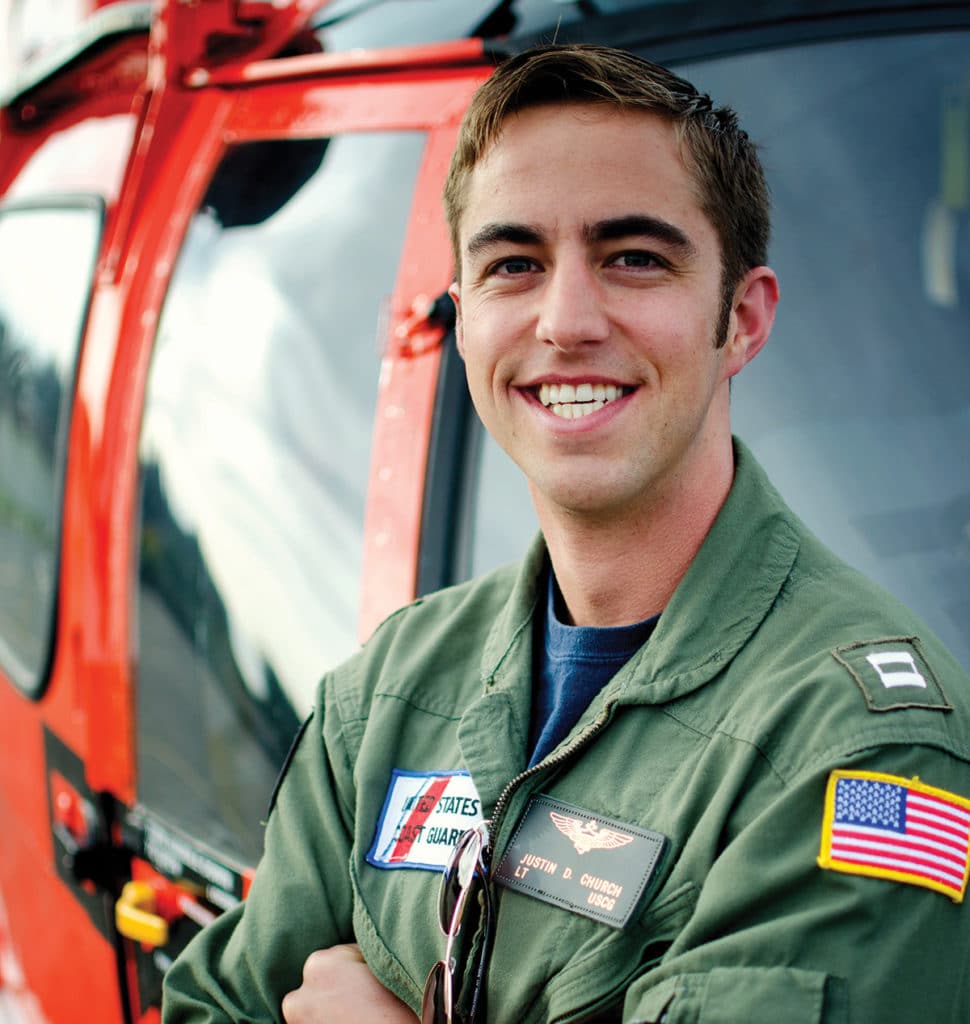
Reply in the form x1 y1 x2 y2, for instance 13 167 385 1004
314 0 493 48
469 429 537 578
469 30 970 672
0 202 99 692
136 133 425 864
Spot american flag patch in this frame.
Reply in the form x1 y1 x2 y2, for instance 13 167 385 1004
818 770 970 902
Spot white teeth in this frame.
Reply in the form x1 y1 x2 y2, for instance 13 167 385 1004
549 398 607 419
536 382 625 416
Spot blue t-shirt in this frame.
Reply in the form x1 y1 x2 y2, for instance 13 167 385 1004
528 572 659 767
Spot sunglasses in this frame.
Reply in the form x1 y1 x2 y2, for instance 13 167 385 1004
421 822 495 1024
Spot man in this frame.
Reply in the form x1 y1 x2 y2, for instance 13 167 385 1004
163 44 970 1023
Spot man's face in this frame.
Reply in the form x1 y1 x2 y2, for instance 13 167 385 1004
451 103 764 523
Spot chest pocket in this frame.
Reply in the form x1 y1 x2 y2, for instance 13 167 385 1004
494 880 699 1024
627 966 847 1024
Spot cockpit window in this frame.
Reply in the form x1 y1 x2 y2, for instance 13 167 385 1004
135 132 425 864
0 201 100 695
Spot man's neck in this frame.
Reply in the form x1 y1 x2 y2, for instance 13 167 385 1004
536 450 735 628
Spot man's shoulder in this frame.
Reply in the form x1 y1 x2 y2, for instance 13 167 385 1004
703 452 970 771
733 442 966 698
374 552 531 646
781 521 960 674
732 527 970 773
323 544 543 712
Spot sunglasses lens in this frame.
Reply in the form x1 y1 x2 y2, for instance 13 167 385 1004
463 873 495 1024
438 826 485 933
421 960 449 1024
428 824 491 1023
438 861 462 934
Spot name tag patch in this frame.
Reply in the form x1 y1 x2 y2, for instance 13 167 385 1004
367 769 484 871
833 637 951 713
494 795 667 928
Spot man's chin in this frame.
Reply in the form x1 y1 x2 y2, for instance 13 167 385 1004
529 477 645 524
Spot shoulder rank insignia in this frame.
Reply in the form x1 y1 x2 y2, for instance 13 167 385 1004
832 637 951 713
817 770 970 902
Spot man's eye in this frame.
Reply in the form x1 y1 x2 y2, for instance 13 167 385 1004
611 251 663 269
490 257 536 275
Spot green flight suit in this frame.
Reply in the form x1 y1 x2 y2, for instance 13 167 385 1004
162 440 970 1023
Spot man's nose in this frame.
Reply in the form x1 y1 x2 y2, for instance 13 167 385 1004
535 258 609 351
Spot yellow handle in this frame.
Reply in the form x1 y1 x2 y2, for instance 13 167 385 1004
115 881 169 947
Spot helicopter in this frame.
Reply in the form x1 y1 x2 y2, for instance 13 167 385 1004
1 0 968 1020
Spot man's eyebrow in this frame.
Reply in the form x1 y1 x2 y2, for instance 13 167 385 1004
584 215 697 258
463 215 698 261
464 222 544 259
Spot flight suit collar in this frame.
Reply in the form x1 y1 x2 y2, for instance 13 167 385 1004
464 438 800 723
457 440 800 807
617 438 801 703
456 534 547 811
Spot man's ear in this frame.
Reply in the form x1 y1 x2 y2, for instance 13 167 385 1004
448 281 464 359
721 266 779 380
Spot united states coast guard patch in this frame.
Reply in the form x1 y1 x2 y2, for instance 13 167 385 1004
817 770 970 902
367 769 484 871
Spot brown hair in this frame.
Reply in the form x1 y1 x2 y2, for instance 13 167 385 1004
444 44 771 339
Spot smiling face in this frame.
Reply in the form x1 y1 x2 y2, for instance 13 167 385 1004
451 103 775 526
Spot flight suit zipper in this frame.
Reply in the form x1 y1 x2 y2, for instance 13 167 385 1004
485 698 618 863
458 699 619 1023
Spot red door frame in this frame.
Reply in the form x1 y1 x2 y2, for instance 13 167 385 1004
77 52 491 1022
0 39 149 1024
79 52 493 804
1 37 493 1023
